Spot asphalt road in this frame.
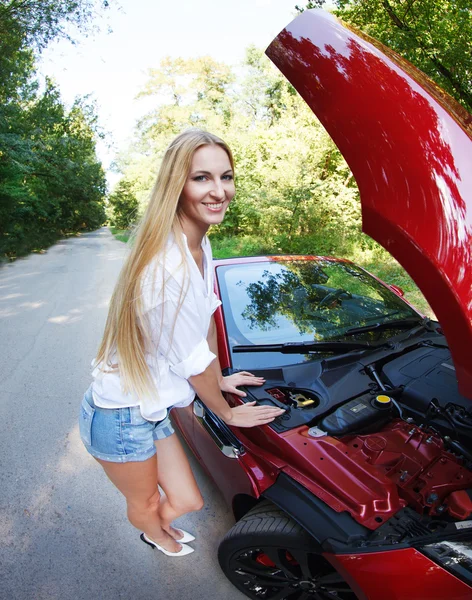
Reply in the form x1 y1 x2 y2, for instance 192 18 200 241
0 228 246 600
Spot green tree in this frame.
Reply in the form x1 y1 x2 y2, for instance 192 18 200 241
115 48 361 256
0 0 111 52
1 78 106 257
0 0 110 258
0 0 111 103
298 1 472 111
108 179 139 229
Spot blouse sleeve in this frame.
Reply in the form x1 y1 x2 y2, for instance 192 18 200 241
210 290 222 315
143 269 216 380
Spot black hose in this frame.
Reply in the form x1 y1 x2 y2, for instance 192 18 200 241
446 439 472 464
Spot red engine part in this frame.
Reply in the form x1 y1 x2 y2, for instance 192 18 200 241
343 420 472 518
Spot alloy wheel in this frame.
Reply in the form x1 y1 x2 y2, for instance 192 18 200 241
230 546 356 600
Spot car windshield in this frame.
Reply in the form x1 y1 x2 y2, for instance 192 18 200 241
217 259 419 354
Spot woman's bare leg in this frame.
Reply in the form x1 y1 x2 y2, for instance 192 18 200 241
95 455 182 553
154 433 204 539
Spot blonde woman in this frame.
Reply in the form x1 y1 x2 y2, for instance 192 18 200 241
79 130 285 557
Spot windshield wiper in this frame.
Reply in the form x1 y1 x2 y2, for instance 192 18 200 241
232 340 377 354
343 317 427 337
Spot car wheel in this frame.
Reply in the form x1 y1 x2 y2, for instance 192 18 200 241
218 501 358 600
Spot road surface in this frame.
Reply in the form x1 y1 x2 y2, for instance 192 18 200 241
0 228 246 600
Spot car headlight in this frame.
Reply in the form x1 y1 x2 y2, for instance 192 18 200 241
420 540 472 586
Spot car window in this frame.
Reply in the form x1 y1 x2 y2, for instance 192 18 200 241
217 259 418 356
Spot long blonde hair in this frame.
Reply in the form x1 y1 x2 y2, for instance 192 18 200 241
95 129 234 401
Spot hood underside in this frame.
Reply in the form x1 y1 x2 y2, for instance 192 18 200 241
265 9 472 399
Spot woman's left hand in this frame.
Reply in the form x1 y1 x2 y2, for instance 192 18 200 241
220 371 265 397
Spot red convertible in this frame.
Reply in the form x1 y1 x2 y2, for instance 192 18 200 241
172 10 472 600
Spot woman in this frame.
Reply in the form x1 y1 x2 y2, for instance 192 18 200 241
79 129 285 557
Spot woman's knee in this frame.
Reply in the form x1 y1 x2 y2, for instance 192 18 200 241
127 488 161 517
176 493 204 514
190 494 204 512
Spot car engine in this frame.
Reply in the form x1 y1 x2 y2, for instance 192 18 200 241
243 337 472 526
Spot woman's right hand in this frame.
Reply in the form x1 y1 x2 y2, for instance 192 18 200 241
223 401 285 428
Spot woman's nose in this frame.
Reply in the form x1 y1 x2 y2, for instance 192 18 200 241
210 180 225 200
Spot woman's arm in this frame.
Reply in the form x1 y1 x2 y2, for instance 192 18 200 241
189 317 284 427
207 316 266 396
206 316 224 388
146 274 284 427
189 367 284 427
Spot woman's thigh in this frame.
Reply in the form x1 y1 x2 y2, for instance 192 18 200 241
96 454 159 506
154 434 203 510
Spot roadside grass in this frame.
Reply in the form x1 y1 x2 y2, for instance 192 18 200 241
109 226 131 243
211 235 276 259
352 249 434 318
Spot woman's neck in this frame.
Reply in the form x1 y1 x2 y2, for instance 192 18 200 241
179 218 209 253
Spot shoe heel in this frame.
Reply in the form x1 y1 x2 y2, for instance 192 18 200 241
140 533 156 549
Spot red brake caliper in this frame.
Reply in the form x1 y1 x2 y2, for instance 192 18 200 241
255 552 297 567
255 553 276 567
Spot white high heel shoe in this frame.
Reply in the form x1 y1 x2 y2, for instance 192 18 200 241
140 533 194 557
173 529 195 543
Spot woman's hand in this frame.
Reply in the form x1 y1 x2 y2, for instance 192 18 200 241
189 367 281 426
223 401 285 428
220 371 265 397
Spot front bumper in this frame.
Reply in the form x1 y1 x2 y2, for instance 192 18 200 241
327 547 472 600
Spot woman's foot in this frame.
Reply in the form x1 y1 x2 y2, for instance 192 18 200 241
140 533 194 557
144 529 182 553
165 525 196 543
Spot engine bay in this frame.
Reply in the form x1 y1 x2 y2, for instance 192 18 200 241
243 335 472 526
343 421 472 520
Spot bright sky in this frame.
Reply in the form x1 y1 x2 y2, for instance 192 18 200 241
38 0 301 185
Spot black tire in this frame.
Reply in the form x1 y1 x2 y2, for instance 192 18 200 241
218 501 358 600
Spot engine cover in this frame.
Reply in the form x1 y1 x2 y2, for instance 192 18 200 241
343 420 472 519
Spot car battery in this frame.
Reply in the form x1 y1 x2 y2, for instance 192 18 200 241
320 394 393 436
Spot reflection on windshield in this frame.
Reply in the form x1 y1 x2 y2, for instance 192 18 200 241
219 260 417 347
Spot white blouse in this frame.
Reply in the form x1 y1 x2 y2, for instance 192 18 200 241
91 233 221 421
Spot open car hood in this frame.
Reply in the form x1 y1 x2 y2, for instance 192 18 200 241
266 10 472 399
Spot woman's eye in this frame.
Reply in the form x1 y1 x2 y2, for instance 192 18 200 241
222 174 233 181
193 175 207 182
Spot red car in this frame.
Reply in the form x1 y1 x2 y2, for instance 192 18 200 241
171 9 472 600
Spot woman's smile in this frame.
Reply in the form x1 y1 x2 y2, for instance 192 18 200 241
202 201 224 211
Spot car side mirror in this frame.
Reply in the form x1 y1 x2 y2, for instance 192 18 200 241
389 284 405 297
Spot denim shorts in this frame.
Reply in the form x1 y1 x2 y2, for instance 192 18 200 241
79 385 175 463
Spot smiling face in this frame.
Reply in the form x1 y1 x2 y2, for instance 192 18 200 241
178 144 235 237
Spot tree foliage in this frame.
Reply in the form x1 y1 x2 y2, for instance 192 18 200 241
0 79 107 257
298 1 472 111
0 0 109 53
108 179 139 229
115 48 361 257
0 0 110 259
